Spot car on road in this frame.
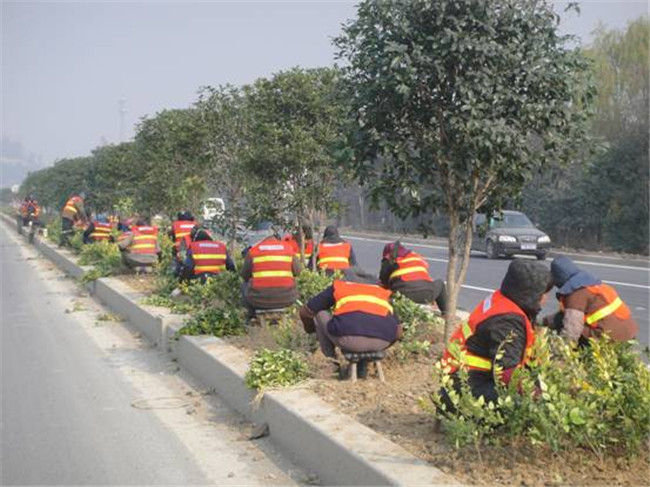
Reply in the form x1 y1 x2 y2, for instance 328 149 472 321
471 210 551 260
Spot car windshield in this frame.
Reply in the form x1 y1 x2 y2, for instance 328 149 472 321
491 213 534 228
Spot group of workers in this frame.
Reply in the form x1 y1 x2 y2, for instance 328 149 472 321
53 192 640 396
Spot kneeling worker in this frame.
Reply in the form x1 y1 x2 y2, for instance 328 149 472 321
117 218 160 270
299 268 402 375
542 255 638 345
241 234 301 317
380 241 448 315
438 260 552 407
180 226 235 281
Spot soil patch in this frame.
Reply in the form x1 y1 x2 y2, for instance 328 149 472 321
117 273 157 295
225 321 649 486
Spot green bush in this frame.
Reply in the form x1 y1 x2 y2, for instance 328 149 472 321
152 233 178 296
69 231 84 254
78 240 122 282
296 269 338 304
431 329 650 458
391 292 443 361
178 306 246 337
245 348 309 390
179 271 243 312
46 219 62 244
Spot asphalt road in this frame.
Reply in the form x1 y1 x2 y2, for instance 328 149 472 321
0 223 299 485
342 232 650 347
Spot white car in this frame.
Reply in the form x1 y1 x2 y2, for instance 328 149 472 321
202 198 225 222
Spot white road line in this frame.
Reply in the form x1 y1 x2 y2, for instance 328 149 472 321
347 234 648 272
461 284 495 293
571 259 649 272
603 280 650 290
343 235 448 251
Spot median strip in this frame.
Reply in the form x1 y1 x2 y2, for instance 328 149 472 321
2 215 455 487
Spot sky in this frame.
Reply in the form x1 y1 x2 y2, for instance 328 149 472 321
1 0 648 186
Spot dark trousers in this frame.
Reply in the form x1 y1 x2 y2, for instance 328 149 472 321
60 218 74 246
399 279 448 313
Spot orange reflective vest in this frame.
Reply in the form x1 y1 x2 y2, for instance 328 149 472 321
317 242 351 271
190 240 227 275
333 280 393 317
124 225 158 255
62 196 83 221
389 251 433 282
90 221 112 242
441 290 534 373
172 220 197 250
560 284 631 327
249 239 295 289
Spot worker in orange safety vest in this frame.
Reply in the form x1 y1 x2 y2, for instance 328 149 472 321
542 255 638 345
60 192 88 247
299 267 402 377
241 235 301 318
438 260 552 410
315 226 357 273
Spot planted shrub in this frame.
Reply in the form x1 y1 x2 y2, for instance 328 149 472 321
178 306 245 337
296 269 337 303
245 348 309 390
391 292 443 360
430 329 650 458
78 240 122 282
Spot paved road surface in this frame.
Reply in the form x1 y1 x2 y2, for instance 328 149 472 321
1 223 300 485
342 233 650 347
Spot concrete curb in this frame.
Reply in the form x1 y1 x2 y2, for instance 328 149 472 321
3 216 456 486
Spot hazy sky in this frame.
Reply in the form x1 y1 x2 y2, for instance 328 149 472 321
1 1 648 185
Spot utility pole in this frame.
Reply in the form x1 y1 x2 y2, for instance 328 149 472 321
118 96 126 143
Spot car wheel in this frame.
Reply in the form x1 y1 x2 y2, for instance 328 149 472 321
536 252 547 261
486 240 498 259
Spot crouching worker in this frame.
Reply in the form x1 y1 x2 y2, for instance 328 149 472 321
117 218 160 271
380 241 448 316
241 235 301 319
180 226 235 282
83 215 113 244
299 268 402 376
438 260 552 409
542 255 638 345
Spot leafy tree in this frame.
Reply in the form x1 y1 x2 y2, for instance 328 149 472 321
336 0 596 338
523 17 648 254
195 85 253 246
21 156 93 211
245 67 349 261
87 142 139 213
133 108 208 217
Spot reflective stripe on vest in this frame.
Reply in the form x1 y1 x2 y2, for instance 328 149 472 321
172 221 197 249
332 280 393 317
440 290 534 374
128 226 158 254
190 240 227 275
317 242 351 270
90 222 112 240
389 252 432 282
249 238 295 289
585 297 623 325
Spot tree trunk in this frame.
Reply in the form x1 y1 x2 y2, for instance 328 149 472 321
444 206 459 343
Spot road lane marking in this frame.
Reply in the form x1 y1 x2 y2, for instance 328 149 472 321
603 280 650 290
461 284 495 292
343 235 448 251
571 260 649 272
346 234 649 290
346 234 648 272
